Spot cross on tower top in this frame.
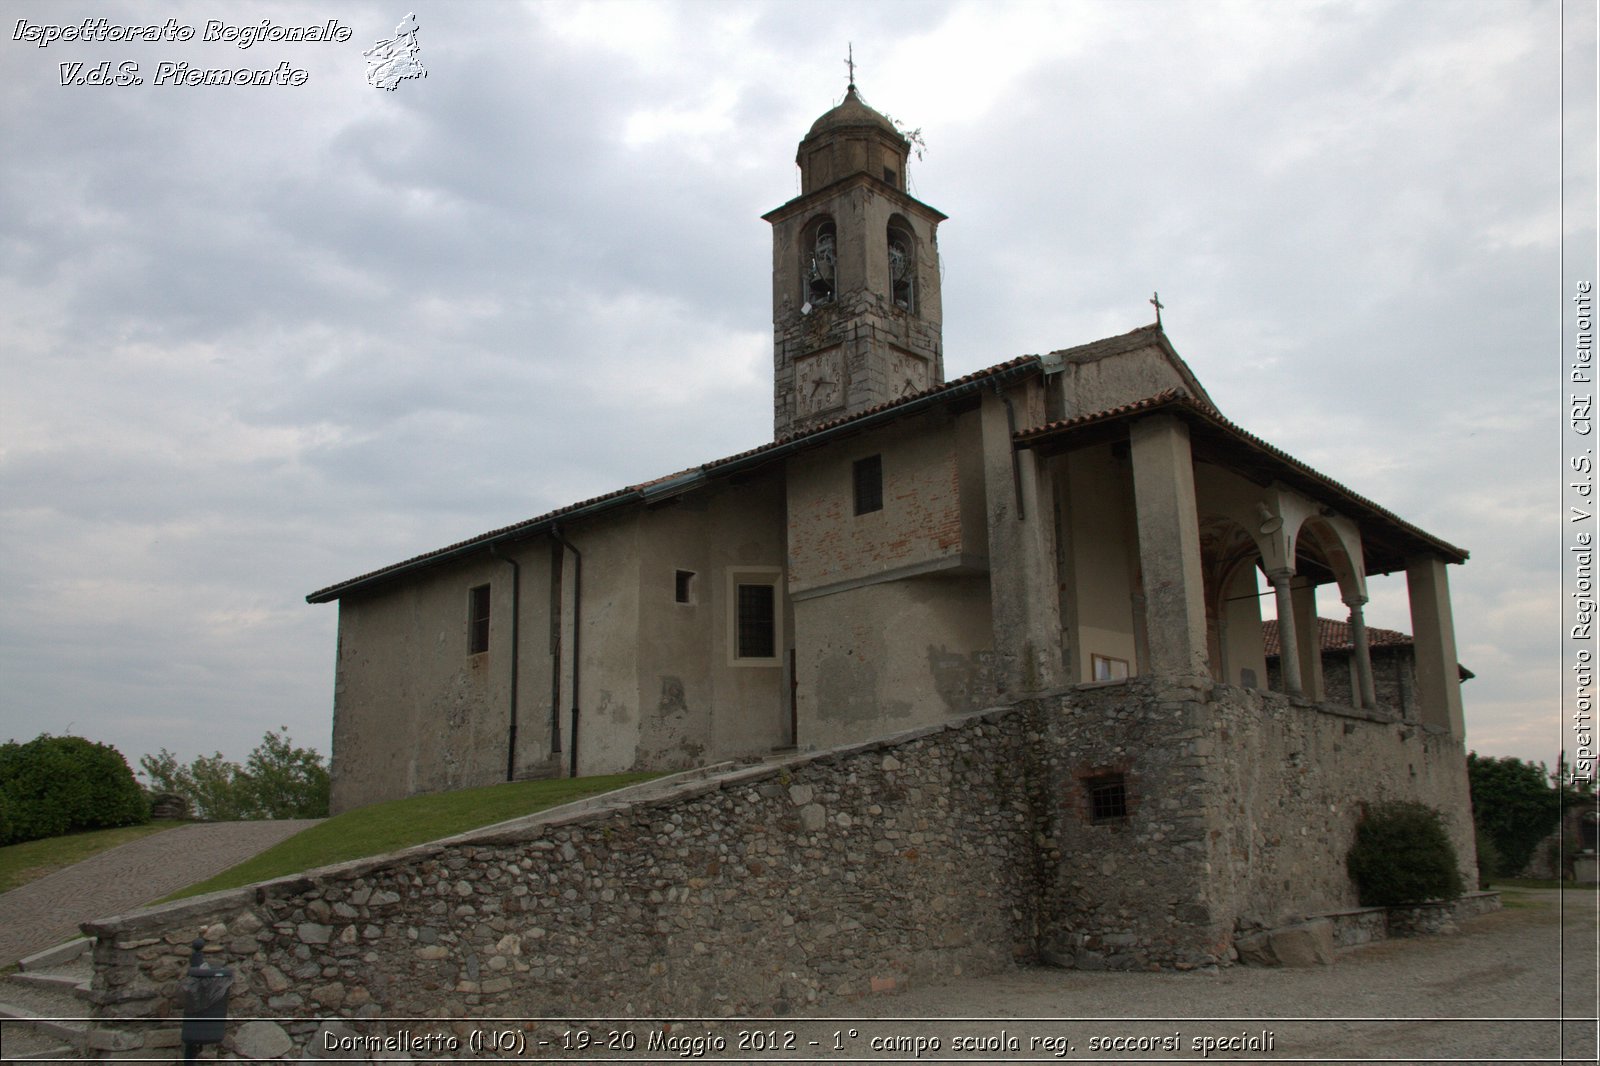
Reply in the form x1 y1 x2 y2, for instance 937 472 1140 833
1150 291 1165 327
845 43 856 90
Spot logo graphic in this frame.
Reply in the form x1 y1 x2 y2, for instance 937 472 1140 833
364 12 425 91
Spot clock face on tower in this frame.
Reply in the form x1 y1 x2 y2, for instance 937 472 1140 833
794 349 844 418
891 350 929 398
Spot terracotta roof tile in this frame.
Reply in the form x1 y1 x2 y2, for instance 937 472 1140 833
1260 617 1413 657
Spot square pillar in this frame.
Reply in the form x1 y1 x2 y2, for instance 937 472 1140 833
1290 577 1324 702
983 392 1063 692
1129 415 1208 678
1406 554 1466 736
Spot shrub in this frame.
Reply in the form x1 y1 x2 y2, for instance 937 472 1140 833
1346 801 1465 906
1474 826 1501 889
1467 753 1562 876
0 734 149 845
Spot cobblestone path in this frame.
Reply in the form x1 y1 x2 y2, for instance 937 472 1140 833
0 820 319 968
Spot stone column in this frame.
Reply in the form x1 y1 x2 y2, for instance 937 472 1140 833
1406 554 1466 736
1291 577 1324 702
1267 568 1302 695
1346 598 1378 709
1129 415 1208 678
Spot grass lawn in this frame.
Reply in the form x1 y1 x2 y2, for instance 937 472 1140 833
163 772 659 902
0 821 189 894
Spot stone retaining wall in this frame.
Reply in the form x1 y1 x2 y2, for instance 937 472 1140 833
83 710 1039 1055
1030 678 1478 970
78 681 1484 1057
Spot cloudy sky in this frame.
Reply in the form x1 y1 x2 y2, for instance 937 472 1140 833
1 0 1593 776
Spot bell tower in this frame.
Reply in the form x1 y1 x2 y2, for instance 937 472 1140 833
764 84 946 439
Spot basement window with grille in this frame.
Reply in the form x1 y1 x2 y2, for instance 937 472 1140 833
1086 774 1128 823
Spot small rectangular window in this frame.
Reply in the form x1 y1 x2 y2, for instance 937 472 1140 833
1091 654 1129 682
883 167 897 186
1087 774 1128 822
674 569 696 604
736 583 776 659
853 454 883 516
468 584 491 654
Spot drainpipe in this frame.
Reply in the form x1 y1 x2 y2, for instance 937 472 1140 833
550 524 582 778
490 544 520 782
547 538 563 756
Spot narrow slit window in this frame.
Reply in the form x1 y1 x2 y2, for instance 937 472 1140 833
468 584 491 654
853 454 883 516
736 583 776 659
674 569 696 605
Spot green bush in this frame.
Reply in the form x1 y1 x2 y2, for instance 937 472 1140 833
1467 753 1562 876
1474 826 1501 889
0 734 149 845
1346 801 1465 906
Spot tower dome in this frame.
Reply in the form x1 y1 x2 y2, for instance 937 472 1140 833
806 85 905 141
796 85 911 196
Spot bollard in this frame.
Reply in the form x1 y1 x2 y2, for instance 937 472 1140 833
180 936 232 1060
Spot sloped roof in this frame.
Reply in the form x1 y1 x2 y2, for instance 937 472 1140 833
1261 617 1474 681
1261 617 1413 657
1012 388 1468 573
306 354 1039 603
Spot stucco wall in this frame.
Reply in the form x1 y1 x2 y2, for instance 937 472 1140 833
786 413 971 594
1056 444 1140 681
794 575 997 751
1058 342 1193 419
630 475 791 768
330 544 556 814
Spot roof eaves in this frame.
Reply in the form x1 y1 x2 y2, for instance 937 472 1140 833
307 355 1043 604
1014 390 1469 565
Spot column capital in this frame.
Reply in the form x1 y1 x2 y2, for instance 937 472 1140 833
1343 593 1370 609
1265 567 1296 584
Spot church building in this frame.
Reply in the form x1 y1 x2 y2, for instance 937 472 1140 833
308 85 1471 818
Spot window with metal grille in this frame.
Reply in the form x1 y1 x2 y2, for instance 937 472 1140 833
468 584 491 654
674 569 695 605
1087 774 1128 822
853 454 883 515
735 583 776 659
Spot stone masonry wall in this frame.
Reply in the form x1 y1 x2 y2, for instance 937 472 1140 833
84 712 1040 1055
81 684 1479 1055
1201 681 1476 933
1028 677 1476 971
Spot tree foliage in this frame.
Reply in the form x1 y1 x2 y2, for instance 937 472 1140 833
0 734 149 845
139 728 329 821
1467 753 1562 876
1346 801 1465 906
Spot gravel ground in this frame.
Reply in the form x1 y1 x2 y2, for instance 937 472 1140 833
808 889 1599 1063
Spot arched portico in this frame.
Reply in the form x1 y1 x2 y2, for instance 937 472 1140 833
1016 390 1470 735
